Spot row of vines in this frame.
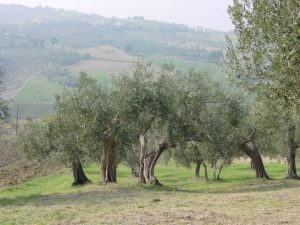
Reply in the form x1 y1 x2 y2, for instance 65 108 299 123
8 101 55 120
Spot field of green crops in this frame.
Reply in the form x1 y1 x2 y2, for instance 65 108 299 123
8 101 55 120
14 76 64 103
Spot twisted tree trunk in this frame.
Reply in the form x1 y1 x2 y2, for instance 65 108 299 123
240 141 269 179
216 158 228 180
139 136 176 186
101 136 117 183
287 122 298 179
138 134 147 184
72 159 91 185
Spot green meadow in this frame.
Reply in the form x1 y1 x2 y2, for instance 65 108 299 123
1 162 300 225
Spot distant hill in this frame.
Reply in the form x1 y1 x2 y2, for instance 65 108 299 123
0 4 106 24
0 4 229 101
0 4 227 54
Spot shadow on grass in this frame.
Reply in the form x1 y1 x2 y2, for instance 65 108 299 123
141 177 300 195
1 177 300 207
0 194 43 206
184 179 300 194
0 185 143 207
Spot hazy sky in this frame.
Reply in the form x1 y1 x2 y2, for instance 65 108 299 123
0 0 234 31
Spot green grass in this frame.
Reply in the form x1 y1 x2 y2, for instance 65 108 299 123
0 162 295 204
14 75 64 102
1 162 300 225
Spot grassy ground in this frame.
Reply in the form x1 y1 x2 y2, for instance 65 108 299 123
1 162 300 225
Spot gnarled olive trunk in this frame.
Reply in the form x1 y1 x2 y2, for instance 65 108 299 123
195 159 202 177
240 141 269 179
139 135 176 186
287 122 298 179
101 136 117 183
72 159 91 185
138 134 147 183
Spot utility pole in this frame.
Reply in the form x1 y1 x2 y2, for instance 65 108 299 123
15 103 18 136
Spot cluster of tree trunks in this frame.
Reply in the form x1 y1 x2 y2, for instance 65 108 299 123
139 134 176 186
72 159 91 185
72 136 117 185
196 158 227 180
101 136 117 182
72 132 298 186
240 141 269 179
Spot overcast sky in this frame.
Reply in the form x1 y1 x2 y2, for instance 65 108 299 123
0 0 234 31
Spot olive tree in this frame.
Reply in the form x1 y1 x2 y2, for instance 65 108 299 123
18 73 109 185
174 141 210 180
17 119 56 161
113 62 177 186
225 0 300 178
171 69 250 180
50 73 109 185
53 72 129 184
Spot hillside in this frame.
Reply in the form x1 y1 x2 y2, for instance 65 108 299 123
0 4 106 24
0 4 227 101
0 4 226 52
